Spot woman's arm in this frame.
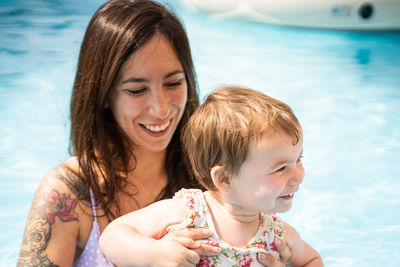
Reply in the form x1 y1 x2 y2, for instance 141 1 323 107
100 198 220 267
282 222 324 267
17 168 82 266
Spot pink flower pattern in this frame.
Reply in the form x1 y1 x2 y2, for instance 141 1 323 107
256 241 266 249
198 257 216 267
237 253 253 267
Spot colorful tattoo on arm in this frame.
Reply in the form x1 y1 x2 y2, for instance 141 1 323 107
17 188 79 267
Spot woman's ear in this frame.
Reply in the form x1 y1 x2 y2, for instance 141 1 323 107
210 166 232 193
104 99 110 109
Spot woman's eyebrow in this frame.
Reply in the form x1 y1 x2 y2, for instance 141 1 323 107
121 70 184 84
163 70 184 80
121 77 147 84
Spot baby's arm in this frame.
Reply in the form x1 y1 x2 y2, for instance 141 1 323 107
100 198 202 266
282 222 324 266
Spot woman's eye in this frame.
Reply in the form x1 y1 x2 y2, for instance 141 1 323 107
126 88 146 95
165 80 183 88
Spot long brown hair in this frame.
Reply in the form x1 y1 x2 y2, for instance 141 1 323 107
69 0 200 220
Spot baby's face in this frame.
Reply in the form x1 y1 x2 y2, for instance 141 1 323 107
229 130 304 213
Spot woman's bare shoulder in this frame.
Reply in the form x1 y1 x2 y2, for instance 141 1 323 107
17 157 88 266
41 157 89 202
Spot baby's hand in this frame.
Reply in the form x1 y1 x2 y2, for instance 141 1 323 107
275 237 291 262
257 253 285 267
257 237 291 266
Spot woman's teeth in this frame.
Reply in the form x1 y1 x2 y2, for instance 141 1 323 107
143 120 171 132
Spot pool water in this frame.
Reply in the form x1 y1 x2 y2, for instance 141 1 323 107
1 0 400 266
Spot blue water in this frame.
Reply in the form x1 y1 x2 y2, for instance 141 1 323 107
1 1 400 266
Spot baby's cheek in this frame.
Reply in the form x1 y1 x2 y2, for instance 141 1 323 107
254 187 276 207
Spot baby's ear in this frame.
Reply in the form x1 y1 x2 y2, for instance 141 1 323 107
210 166 232 193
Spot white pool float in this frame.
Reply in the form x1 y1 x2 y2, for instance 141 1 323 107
181 0 400 31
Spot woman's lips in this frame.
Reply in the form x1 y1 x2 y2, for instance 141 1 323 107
142 119 171 132
140 119 172 137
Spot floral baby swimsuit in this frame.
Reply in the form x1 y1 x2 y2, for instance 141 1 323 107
173 189 285 267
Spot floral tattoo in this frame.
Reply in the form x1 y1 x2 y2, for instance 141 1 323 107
45 189 78 224
17 187 79 266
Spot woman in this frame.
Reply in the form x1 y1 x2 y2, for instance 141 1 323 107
17 0 288 266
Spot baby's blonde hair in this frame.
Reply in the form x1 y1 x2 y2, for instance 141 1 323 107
182 85 302 191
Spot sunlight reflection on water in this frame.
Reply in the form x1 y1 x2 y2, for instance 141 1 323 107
1 1 399 266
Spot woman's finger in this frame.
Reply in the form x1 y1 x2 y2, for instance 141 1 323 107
166 219 193 232
160 236 199 266
171 236 201 250
257 253 285 267
169 226 213 241
184 248 201 265
192 243 221 256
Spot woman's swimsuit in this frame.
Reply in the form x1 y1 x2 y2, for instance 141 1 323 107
73 189 114 267
173 188 285 267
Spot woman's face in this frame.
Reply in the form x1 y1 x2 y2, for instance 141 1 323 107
109 34 187 153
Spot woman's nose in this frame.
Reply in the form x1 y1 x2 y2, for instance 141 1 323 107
149 88 170 119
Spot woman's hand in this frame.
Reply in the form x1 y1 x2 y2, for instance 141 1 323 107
101 221 219 267
151 232 202 266
147 219 220 267
166 219 222 258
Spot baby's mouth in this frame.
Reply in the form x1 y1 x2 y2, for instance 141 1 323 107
278 193 294 200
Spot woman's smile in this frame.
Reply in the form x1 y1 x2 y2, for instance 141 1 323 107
140 118 173 138
141 119 172 133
